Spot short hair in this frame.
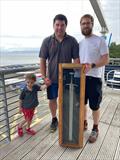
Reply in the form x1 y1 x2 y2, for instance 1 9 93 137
80 14 94 25
25 73 36 81
53 14 68 26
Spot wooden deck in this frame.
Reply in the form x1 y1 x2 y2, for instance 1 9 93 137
0 89 120 160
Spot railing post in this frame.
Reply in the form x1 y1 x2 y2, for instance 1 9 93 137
1 73 11 142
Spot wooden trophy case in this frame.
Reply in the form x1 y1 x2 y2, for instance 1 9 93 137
59 64 85 148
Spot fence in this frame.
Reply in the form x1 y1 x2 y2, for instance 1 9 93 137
0 64 47 146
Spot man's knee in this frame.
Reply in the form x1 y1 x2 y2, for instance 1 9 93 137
49 99 57 107
89 105 100 111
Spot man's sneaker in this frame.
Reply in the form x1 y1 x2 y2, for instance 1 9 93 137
17 126 23 137
26 128 36 135
84 120 88 131
88 129 99 143
50 117 58 132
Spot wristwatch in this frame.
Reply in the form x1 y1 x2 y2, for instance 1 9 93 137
91 63 96 68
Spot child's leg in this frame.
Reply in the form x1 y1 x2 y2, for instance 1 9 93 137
26 120 36 135
18 119 26 128
26 108 36 135
18 107 28 128
18 113 27 137
26 119 32 129
26 108 34 129
18 119 26 137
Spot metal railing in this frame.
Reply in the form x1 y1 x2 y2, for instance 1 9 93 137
0 59 120 146
109 58 120 66
0 64 47 146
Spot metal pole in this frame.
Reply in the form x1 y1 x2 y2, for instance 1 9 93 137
1 73 11 142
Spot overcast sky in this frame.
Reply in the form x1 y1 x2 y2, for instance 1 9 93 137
0 0 120 49
100 0 120 44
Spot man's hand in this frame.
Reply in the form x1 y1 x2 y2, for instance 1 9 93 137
44 77 51 87
74 58 80 64
84 63 92 73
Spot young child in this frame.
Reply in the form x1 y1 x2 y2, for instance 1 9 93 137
17 73 45 137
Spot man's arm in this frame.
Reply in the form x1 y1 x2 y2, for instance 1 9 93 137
84 54 109 73
40 58 46 78
40 58 51 87
95 54 109 68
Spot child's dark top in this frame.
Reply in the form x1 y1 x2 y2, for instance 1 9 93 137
19 84 41 109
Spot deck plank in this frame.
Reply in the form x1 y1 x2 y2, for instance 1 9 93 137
99 96 112 118
0 114 51 160
112 103 120 127
96 125 120 160
39 140 65 160
0 90 120 160
100 98 118 124
77 122 109 160
114 138 120 160
59 134 90 160
2 125 50 160
21 131 58 160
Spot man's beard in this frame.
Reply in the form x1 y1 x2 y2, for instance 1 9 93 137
82 28 92 36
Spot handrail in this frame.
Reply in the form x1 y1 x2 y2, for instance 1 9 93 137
0 64 39 74
0 64 47 146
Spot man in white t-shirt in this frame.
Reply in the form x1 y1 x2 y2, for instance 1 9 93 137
79 14 109 143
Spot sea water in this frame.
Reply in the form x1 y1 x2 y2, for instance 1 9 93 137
0 50 40 66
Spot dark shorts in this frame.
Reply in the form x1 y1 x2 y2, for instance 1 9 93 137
85 76 102 111
47 83 58 100
22 108 35 121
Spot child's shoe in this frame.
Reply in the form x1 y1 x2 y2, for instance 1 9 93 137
17 126 23 137
26 128 36 135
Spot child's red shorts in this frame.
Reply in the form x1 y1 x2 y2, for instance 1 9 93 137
22 108 35 121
